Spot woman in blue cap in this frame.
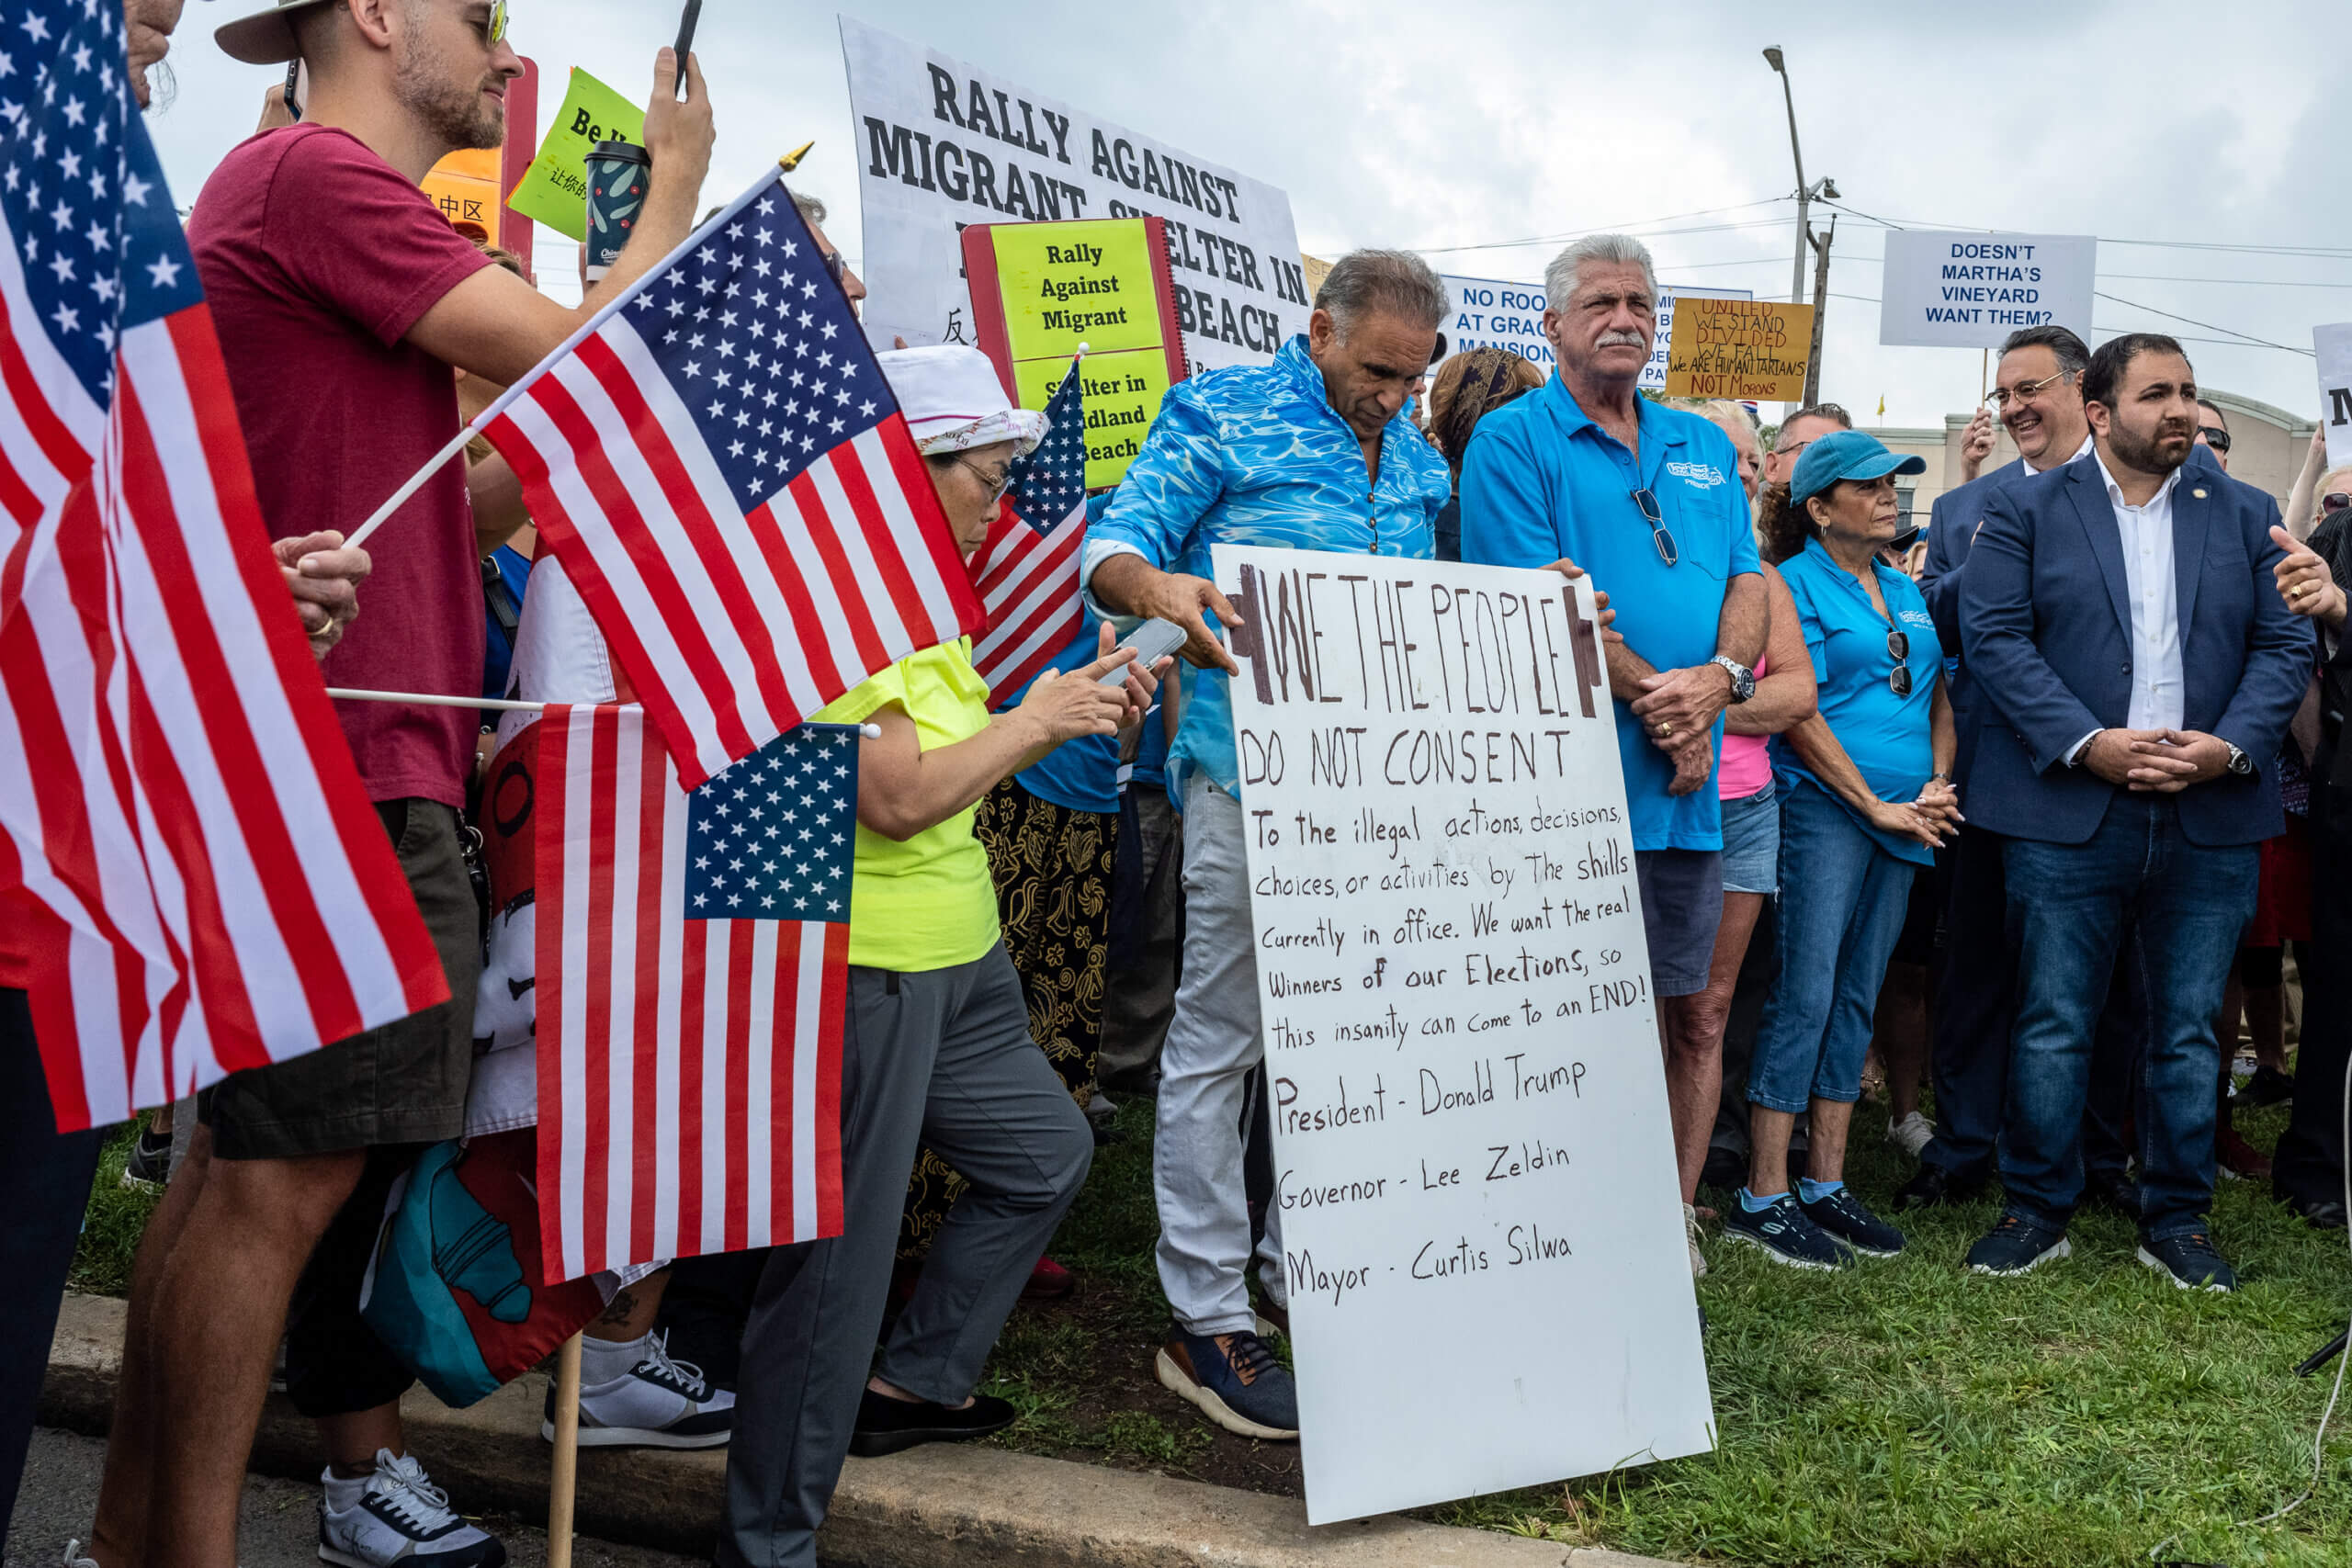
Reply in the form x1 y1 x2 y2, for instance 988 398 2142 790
1722 430 1961 1269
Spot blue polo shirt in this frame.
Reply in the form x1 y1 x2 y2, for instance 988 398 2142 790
1773 538 1943 867
1459 378 1760 852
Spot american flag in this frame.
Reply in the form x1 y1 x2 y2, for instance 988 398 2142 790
967 360 1088 703
482 174 982 793
536 705 852 1280
0 0 447 1129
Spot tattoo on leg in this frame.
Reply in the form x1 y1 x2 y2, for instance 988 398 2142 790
596 1288 639 1327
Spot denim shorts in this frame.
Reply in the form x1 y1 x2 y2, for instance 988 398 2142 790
1718 780 1780 896
1634 848 1724 998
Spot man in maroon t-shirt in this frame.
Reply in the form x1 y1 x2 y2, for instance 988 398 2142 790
85 3 715 1564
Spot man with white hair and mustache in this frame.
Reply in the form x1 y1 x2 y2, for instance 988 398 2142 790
1462 234 1767 1266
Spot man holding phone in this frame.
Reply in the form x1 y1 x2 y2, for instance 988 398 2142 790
83 5 717 1565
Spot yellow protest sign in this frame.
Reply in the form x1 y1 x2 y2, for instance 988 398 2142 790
965 217 1187 488
1664 299 1815 401
506 68 645 243
422 146 503 246
1013 350 1171 480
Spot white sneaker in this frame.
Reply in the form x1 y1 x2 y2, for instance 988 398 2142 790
317 1450 505 1567
1685 1202 1709 1279
1886 1111 1936 1159
544 1329 735 1450
62 1540 98 1568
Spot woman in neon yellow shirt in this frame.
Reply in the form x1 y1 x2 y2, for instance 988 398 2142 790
722 348 1165 1567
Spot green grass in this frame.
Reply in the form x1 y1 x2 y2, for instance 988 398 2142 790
71 1092 2351 1566
72 1115 161 1296
979 1095 2352 1566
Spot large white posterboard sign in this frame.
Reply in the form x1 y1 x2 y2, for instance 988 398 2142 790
840 17 1312 371
2315 323 2352 468
1438 274 1749 391
1213 544 1715 1526
1877 230 2097 349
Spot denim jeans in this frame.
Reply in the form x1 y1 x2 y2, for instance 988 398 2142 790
1749 780 1919 1114
2000 797 2256 1239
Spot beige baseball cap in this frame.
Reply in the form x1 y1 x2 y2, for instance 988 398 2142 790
215 0 339 67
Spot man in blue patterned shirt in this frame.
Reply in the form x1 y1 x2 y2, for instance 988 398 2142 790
1083 250 1453 1440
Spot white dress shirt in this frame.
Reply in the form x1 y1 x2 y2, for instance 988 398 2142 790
2066 452 2187 763
2020 430 2095 478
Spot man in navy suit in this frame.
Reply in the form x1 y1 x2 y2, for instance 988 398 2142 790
1957 333 2307 1291
1899 326 2141 1212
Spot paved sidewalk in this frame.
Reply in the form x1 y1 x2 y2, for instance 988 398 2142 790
38 1294 1687 1568
4 1428 698 1568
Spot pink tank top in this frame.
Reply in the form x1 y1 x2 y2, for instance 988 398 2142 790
1716 649 1774 799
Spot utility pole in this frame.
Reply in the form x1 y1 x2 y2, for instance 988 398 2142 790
1803 214 1834 407
1764 47 1838 414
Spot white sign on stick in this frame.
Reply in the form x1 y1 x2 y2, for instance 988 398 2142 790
2315 323 2352 469
1437 273 1749 391
1877 230 2097 349
1214 544 1714 1526
839 16 1312 371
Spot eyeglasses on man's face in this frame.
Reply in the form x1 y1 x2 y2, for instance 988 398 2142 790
2198 425 2232 454
1988 370 2072 411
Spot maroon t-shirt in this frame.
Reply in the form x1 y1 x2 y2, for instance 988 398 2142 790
187 125 492 807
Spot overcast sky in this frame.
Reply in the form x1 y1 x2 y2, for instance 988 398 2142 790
153 0 2349 428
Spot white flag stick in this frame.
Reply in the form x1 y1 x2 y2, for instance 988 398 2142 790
322 687 880 738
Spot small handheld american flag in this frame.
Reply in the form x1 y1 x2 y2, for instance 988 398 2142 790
967 359 1089 704
482 174 983 792
537 705 854 1279
0 0 447 1127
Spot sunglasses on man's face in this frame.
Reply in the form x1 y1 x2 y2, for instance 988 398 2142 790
2198 425 2232 454
2324 491 2352 516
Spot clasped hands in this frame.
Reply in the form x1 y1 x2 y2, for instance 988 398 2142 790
2081 728 2234 793
1633 660 1729 797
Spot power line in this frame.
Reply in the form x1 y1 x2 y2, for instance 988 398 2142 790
1815 198 2352 260
1407 199 1792 257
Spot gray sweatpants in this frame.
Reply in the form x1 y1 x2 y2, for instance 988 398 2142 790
718 945 1093 1568
1154 777 1285 1337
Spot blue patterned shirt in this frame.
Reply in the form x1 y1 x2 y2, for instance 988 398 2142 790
1084 335 1452 801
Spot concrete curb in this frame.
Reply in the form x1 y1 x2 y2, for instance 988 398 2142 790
40 1294 1685 1567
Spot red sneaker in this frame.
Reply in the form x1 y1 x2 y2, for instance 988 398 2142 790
1022 1256 1074 1301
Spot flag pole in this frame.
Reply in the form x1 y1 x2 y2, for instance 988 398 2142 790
342 426 479 551
322 687 883 737
546 1330 583 1568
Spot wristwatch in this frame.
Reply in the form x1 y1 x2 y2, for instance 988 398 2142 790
2223 742 2253 777
1710 656 1757 704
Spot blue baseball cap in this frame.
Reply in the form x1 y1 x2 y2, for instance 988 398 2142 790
1790 429 1925 507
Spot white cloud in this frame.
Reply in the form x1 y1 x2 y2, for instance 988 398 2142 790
155 0 2349 423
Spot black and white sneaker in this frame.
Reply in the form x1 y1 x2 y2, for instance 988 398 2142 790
119 1123 173 1190
1965 1212 2072 1278
1799 1186 1906 1258
1720 1190 1849 1270
544 1330 735 1450
317 1450 505 1568
2137 1231 2236 1293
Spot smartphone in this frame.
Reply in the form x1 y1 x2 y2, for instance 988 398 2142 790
672 0 702 95
283 60 308 121
1097 618 1190 684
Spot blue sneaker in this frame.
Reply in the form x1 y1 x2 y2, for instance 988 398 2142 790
1721 1190 1849 1270
1800 1186 1906 1258
2137 1231 2235 1293
1156 1329 1297 1440
1966 1212 2072 1277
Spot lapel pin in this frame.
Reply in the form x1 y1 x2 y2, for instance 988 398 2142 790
2192 488 2208 499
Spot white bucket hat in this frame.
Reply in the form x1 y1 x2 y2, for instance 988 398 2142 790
876 346 1046 457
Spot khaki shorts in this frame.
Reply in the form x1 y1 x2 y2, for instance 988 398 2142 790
199 799 481 1160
